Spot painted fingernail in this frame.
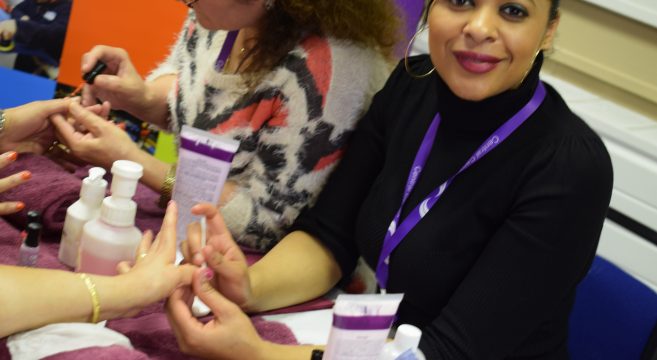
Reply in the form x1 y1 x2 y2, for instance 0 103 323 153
15 202 24 211
20 171 31 180
5 151 17 161
202 268 214 281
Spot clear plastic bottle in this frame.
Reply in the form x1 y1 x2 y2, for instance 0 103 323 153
379 324 426 360
77 161 143 276
59 167 107 268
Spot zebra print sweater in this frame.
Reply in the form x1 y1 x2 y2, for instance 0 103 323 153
149 13 392 251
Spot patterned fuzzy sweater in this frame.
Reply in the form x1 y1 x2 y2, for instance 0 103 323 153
149 14 391 251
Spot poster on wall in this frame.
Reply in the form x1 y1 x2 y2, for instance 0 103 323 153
0 0 72 80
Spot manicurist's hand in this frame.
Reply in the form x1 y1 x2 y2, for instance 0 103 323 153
181 203 254 311
166 267 267 360
51 101 140 169
80 45 171 125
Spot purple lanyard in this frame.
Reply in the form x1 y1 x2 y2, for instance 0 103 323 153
376 82 547 292
214 30 238 72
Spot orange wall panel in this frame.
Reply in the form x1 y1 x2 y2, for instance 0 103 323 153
58 1 187 86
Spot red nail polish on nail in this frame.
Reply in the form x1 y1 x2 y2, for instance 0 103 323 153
20 171 31 180
6 151 17 161
15 202 25 211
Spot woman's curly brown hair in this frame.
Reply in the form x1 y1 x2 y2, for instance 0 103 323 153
243 0 402 74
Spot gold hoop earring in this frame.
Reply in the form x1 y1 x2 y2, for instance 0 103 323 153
516 49 541 88
404 26 435 79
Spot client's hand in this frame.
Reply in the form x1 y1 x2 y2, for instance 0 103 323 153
51 101 140 169
0 99 71 154
0 151 29 215
166 268 266 360
110 201 196 318
182 203 254 311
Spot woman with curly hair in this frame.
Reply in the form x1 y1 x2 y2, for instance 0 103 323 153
53 0 401 252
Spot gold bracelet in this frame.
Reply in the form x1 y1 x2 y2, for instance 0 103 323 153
79 273 101 323
158 163 177 208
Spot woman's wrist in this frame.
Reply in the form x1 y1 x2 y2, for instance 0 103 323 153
94 273 146 321
241 267 261 313
136 78 173 127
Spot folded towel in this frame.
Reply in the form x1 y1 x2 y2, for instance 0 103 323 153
7 323 133 360
0 154 81 238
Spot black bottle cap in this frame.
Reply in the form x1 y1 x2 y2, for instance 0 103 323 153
83 61 108 84
27 210 41 225
310 349 324 360
24 222 42 248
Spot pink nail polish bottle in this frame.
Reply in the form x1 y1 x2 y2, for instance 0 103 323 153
18 222 41 267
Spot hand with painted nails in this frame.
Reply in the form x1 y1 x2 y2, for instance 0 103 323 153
181 203 254 311
50 101 141 169
0 99 73 154
0 151 29 215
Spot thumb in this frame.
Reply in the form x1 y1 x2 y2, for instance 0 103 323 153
193 268 238 317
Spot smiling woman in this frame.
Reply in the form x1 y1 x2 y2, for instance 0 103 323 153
427 0 559 100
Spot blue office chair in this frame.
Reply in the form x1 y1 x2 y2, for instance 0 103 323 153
569 256 657 360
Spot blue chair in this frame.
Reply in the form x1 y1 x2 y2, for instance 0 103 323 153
569 256 657 360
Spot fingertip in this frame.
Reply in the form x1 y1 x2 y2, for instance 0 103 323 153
4 151 17 162
116 261 131 274
192 252 204 266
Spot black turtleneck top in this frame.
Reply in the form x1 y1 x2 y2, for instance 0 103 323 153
292 55 613 359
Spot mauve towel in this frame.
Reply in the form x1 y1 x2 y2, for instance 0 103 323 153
43 345 149 360
0 154 81 237
106 305 297 359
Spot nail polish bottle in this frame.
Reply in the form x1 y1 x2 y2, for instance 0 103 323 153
18 222 42 267
27 210 41 225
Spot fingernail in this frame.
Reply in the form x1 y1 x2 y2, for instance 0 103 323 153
5 151 17 161
202 268 214 281
168 200 174 206
15 202 24 211
20 171 31 180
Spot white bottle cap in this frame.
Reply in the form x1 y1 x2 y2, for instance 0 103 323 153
80 167 107 207
394 324 422 352
110 160 143 199
100 196 137 227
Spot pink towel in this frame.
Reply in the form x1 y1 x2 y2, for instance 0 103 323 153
43 345 149 360
106 304 297 359
0 154 81 238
